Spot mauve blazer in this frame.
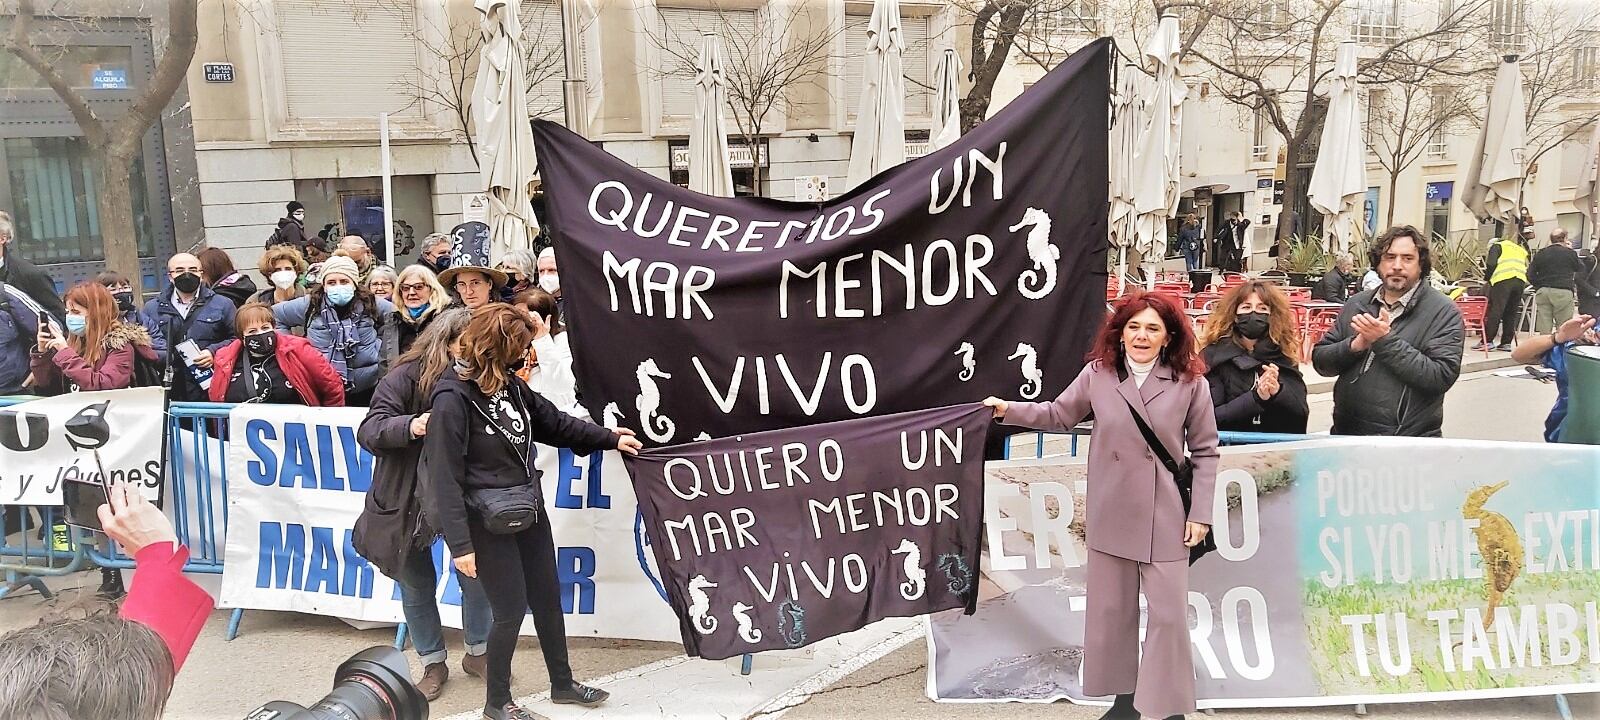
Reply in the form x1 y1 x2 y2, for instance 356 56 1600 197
1002 360 1221 563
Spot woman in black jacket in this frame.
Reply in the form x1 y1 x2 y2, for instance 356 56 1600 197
354 308 493 701
426 304 642 720
1199 281 1310 434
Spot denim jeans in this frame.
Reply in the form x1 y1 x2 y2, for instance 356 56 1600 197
398 544 493 666
1182 246 1201 272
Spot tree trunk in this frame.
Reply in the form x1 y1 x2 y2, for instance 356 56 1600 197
1385 171 1399 229
96 153 143 288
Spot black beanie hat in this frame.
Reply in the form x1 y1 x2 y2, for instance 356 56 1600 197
287 201 305 215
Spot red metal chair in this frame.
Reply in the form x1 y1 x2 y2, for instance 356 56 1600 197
1300 308 1342 360
1190 292 1223 310
1455 297 1490 358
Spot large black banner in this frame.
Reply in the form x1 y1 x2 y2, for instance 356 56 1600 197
623 404 991 660
532 40 1108 445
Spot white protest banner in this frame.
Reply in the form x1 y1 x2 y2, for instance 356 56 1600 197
928 437 1600 707
0 387 164 505
218 402 680 641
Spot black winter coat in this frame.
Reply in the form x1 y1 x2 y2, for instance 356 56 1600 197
353 361 431 579
1312 285 1465 437
0 247 65 321
424 372 617 558
1203 338 1309 434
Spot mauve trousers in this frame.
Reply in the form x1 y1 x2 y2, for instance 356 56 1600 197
1084 547 1196 718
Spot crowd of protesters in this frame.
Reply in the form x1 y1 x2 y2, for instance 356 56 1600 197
3 200 1592 720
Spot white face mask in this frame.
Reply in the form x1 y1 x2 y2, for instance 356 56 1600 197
270 269 298 290
538 273 560 294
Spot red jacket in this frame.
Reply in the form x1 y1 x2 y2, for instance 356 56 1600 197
209 332 346 406
119 542 213 671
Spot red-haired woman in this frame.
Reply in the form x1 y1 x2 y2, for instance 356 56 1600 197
31 282 158 394
983 291 1219 720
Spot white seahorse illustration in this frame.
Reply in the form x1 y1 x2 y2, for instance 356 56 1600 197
1008 343 1043 399
694 432 712 441
687 575 718 634
602 402 623 429
635 359 676 443
954 342 976 382
1010 207 1060 300
892 538 926 601
731 601 762 644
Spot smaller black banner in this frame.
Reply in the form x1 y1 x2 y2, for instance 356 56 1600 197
623 404 991 660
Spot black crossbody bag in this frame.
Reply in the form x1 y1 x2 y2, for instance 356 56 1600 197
465 386 543 534
1123 398 1217 565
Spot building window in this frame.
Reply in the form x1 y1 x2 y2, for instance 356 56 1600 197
845 12 932 119
1250 1 1292 31
2 137 157 267
275 0 424 121
667 138 763 196
1353 0 1401 43
1251 104 1270 162
1490 0 1526 54
1575 44 1599 88
1025 0 1101 47
1437 0 1456 25
657 7 757 121
1426 86 1451 160
1425 181 1452 240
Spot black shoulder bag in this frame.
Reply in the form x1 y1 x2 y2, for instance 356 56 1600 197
465 384 543 535
1123 398 1217 565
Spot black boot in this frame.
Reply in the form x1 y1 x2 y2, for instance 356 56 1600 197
96 567 125 600
1096 693 1138 720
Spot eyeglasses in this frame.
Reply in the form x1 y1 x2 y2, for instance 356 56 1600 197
455 279 490 290
369 281 395 291
168 267 200 276
400 283 430 294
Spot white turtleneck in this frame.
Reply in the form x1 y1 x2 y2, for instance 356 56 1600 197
1127 356 1156 388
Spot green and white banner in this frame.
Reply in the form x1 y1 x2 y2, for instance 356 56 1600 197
927 437 1600 707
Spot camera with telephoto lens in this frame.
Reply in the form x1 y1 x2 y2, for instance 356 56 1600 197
242 646 427 720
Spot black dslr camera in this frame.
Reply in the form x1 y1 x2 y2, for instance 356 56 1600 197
243 646 427 720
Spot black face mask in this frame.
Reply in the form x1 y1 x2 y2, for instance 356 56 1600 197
172 272 202 294
428 256 452 273
506 357 527 373
113 291 136 313
1235 312 1271 340
245 332 277 358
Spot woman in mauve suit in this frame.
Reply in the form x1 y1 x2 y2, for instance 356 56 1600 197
984 291 1219 720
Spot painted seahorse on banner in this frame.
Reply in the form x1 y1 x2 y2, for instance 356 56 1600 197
602 402 623 429
635 359 676 443
1009 343 1043 399
954 342 976 381
1010 207 1060 300
937 553 974 595
892 538 926 601
778 598 807 647
731 601 762 644
687 575 718 634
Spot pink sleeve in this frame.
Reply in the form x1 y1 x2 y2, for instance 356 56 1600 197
119 542 214 671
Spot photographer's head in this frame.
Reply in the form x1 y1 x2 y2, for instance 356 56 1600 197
0 612 175 720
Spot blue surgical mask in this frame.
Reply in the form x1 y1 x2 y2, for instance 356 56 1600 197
407 305 427 319
326 285 356 307
64 315 87 335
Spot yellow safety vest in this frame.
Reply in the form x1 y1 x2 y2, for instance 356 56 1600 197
1490 240 1529 285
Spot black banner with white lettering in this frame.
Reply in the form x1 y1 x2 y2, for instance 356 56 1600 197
532 40 1109 445
623 404 990 660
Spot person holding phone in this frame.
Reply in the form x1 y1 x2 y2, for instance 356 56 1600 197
425 305 642 720
31 282 159 396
